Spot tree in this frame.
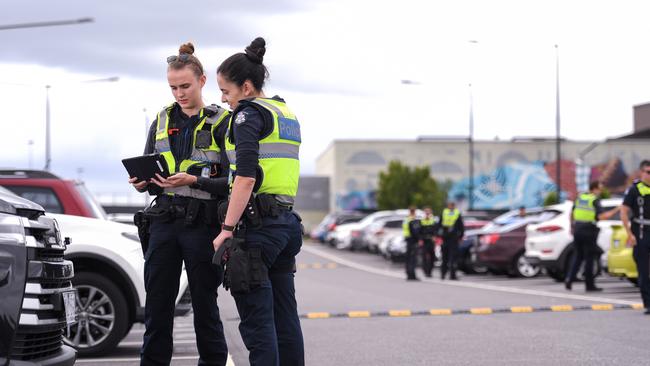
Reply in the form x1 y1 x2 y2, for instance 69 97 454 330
543 191 559 206
376 160 446 212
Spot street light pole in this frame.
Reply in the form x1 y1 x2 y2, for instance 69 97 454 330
555 44 561 202
468 83 475 210
45 85 51 171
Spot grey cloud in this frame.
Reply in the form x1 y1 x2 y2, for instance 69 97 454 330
2 0 311 80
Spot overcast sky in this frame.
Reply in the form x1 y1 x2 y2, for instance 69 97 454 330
2 0 650 201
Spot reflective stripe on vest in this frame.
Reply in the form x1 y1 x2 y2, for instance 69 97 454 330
441 208 460 228
403 217 413 238
225 98 300 198
572 192 597 223
154 104 229 199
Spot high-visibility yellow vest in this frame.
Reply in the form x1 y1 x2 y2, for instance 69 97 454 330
403 216 414 238
572 192 597 223
441 208 460 228
154 104 229 199
421 217 435 226
224 98 300 201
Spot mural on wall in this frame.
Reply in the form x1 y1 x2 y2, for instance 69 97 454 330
335 154 641 211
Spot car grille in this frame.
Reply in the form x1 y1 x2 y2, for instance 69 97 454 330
13 215 72 361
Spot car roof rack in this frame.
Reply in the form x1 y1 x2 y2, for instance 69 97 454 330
0 170 61 179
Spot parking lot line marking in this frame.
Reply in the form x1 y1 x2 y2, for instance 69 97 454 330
430 308 453 315
389 310 412 317
301 245 638 306
551 305 574 312
591 304 614 311
510 306 534 313
348 311 371 318
307 312 331 319
470 307 493 315
632 303 644 310
76 355 201 363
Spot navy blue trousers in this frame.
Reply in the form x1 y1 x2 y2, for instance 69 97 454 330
633 235 650 309
141 218 228 366
405 238 418 279
232 210 305 366
566 228 599 289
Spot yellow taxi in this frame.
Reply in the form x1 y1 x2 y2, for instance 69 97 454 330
607 224 638 284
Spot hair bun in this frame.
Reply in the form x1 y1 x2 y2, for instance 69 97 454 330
179 42 195 55
244 37 266 64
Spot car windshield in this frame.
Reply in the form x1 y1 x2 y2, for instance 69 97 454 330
75 182 108 220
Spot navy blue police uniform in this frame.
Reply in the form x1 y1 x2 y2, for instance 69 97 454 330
623 180 650 312
226 96 304 366
140 103 229 366
419 217 437 277
565 196 603 291
440 212 464 280
404 217 422 280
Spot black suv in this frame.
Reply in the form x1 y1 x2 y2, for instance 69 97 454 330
0 188 76 365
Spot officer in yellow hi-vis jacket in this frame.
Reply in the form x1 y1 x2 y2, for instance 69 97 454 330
419 207 437 278
565 181 619 292
440 201 464 280
403 206 422 281
212 37 304 366
129 42 229 366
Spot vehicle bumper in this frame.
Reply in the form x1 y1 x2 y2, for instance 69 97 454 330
2 345 76 366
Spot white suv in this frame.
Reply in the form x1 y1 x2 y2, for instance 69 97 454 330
524 198 622 282
51 213 191 356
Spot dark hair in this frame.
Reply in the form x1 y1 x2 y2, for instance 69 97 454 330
640 160 650 169
168 42 204 78
217 37 269 90
589 181 602 191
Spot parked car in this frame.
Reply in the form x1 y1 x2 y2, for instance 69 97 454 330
524 198 623 282
456 219 490 274
51 213 192 356
607 225 640 285
0 187 77 365
364 216 406 253
475 208 556 277
310 211 366 243
330 210 411 250
0 169 109 220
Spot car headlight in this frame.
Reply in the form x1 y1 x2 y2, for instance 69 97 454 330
122 232 140 242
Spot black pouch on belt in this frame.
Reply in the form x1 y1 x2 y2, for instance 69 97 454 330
184 199 201 226
133 210 150 257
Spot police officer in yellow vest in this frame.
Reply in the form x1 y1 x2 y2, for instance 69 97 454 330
565 181 619 292
403 206 422 281
621 160 650 314
420 207 437 278
129 43 229 366
212 38 304 366
440 201 464 280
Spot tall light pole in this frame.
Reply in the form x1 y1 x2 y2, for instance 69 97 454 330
467 40 478 210
44 77 119 171
0 17 93 31
468 83 475 210
555 44 561 202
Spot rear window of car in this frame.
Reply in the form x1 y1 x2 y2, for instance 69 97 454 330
337 215 365 225
384 220 403 228
4 186 63 214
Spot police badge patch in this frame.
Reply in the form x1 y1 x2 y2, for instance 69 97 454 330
235 111 247 125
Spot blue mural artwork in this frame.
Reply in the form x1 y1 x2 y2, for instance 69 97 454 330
336 191 376 210
448 161 558 209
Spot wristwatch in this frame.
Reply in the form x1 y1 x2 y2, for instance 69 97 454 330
222 224 235 232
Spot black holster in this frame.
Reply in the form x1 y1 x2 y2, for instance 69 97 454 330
133 210 150 257
222 237 268 293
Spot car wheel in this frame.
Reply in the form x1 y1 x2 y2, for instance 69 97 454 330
513 253 540 278
64 272 129 356
469 250 488 274
575 258 601 281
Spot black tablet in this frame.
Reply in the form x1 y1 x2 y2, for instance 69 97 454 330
122 154 170 182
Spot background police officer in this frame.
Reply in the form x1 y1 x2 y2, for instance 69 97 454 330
212 37 304 366
440 201 464 280
403 206 421 281
129 43 229 366
621 160 650 314
565 181 619 292
419 207 437 278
